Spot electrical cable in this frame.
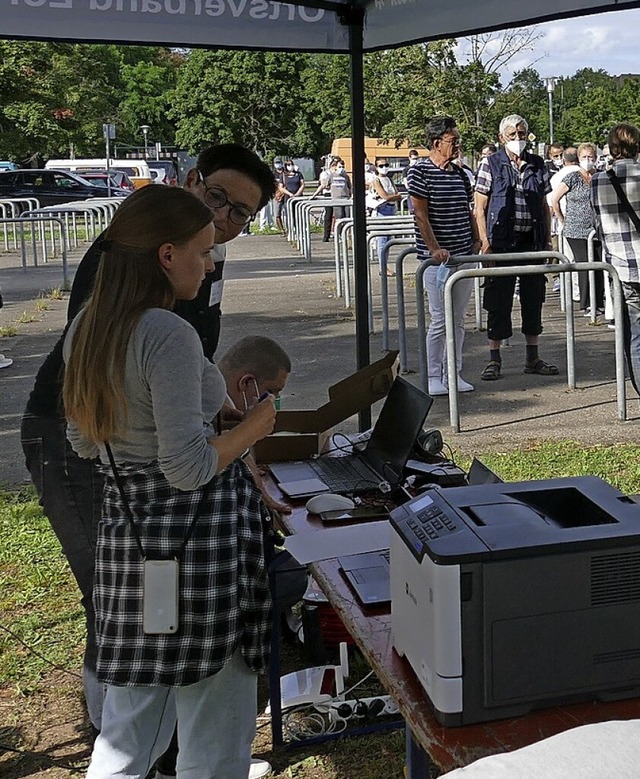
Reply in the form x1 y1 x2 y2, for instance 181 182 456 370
0 622 83 679
0 741 89 772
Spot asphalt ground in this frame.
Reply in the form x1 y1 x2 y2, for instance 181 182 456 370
1 228 639 489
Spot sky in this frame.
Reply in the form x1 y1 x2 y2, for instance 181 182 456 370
455 7 640 87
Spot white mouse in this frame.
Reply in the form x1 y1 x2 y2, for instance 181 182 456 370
306 493 356 514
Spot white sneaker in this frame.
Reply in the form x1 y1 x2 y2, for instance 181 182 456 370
443 376 475 393
456 376 475 393
428 378 448 396
249 759 273 779
0 354 13 369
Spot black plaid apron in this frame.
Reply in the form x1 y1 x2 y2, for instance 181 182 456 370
94 458 272 686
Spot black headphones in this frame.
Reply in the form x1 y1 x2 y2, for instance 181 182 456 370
414 428 444 457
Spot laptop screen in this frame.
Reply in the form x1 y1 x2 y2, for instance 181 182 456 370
363 377 433 484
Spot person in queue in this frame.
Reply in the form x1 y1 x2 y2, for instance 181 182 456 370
62 185 276 778
474 113 558 382
20 144 275 740
591 123 640 396
407 115 480 396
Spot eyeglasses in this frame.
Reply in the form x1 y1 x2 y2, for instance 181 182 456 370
197 171 256 226
439 136 461 148
505 129 527 140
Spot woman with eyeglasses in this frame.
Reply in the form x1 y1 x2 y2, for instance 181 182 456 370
371 157 403 276
63 185 276 778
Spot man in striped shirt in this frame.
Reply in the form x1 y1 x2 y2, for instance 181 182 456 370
474 113 557 382
407 116 480 396
591 123 640 395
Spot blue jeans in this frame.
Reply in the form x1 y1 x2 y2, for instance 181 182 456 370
621 282 640 396
87 650 257 779
21 413 104 727
376 202 397 271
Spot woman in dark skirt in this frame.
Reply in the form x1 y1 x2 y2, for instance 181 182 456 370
62 185 276 779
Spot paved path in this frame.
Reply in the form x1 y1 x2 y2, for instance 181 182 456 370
1 230 638 489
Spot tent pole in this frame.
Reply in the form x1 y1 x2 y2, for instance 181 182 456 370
345 5 371 430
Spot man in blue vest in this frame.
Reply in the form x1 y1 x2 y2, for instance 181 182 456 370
474 114 558 382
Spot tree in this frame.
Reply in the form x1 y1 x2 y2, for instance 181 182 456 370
171 50 315 158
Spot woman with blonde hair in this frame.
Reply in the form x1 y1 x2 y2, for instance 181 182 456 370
550 141 604 315
63 185 276 778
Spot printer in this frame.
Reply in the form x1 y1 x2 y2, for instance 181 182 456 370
390 476 640 726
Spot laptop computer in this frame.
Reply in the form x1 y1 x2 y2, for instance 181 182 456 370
269 377 433 495
338 550 391 605
467 457 504 485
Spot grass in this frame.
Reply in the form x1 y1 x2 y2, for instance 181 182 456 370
34 299 50 312
0 487 85 693
0 325 18 337
3 441 640 776
47 287 66 300
14 311 39 324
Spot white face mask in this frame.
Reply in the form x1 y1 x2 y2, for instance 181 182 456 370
286 164 294 171
377 166 388 174
336 165 344 172
409 158 418 166
552 158 563 168
580 159 595 172
505 139 527 157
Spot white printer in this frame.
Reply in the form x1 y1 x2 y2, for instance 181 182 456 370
390 476 640 726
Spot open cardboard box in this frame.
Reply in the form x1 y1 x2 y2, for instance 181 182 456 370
254 351 399 463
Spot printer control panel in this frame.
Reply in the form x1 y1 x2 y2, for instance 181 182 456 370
390 488 489 563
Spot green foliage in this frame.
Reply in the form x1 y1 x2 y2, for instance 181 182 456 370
171 50 316 158
0 488 84 690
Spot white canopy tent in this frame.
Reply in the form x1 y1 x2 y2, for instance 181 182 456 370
3 0 637 402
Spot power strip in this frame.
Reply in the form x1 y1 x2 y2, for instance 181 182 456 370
318 695 399 723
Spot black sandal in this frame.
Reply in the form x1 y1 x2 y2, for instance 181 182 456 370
481 360 501 381
524 359 559 376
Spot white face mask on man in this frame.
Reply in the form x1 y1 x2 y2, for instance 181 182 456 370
505 139 527 157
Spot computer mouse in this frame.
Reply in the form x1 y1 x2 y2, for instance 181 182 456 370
306 493 356 514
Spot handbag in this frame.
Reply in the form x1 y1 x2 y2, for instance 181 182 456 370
365 190 383 211
606 169 640 233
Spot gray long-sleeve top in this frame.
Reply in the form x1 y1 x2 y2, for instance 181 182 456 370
63 308 227 491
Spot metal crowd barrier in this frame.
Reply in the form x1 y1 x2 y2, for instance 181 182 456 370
297 197 354 261
334 215 414 307
0 216 69 288
0 198 40 250
432 253 626 430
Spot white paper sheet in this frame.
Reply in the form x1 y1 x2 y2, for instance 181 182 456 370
283 520 390 564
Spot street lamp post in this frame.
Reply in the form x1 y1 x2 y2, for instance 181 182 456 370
544 78 558 145
140 124 150 159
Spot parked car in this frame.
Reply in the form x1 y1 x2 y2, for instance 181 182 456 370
77 169 135 191
148 159 179 186
45 158 153 188
0 161 19 172
0 169 129 207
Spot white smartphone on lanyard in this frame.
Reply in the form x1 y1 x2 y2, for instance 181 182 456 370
143 559 179 634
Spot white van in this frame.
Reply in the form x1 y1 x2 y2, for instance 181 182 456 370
45 158 152 189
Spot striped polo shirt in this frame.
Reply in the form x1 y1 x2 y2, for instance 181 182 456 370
407 158 473 261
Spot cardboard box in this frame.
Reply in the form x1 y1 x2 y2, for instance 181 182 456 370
254 351 399 463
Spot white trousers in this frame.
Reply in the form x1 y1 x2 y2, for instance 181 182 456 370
86 650 257 779
424 264 475 382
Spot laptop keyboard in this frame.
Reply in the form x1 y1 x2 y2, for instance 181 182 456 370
310 456 380 493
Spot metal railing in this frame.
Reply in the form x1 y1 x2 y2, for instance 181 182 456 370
428 253 627 430
0 216 69 287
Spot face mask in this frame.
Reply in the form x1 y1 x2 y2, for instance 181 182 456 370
377 166 388 174
286 164 294 171
275 163 283 170
336 165 344 172
552 158 563 168
505 140 527 157
241 378 260 412
436 263 450 299
409 158 418 166
580 159 595 172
